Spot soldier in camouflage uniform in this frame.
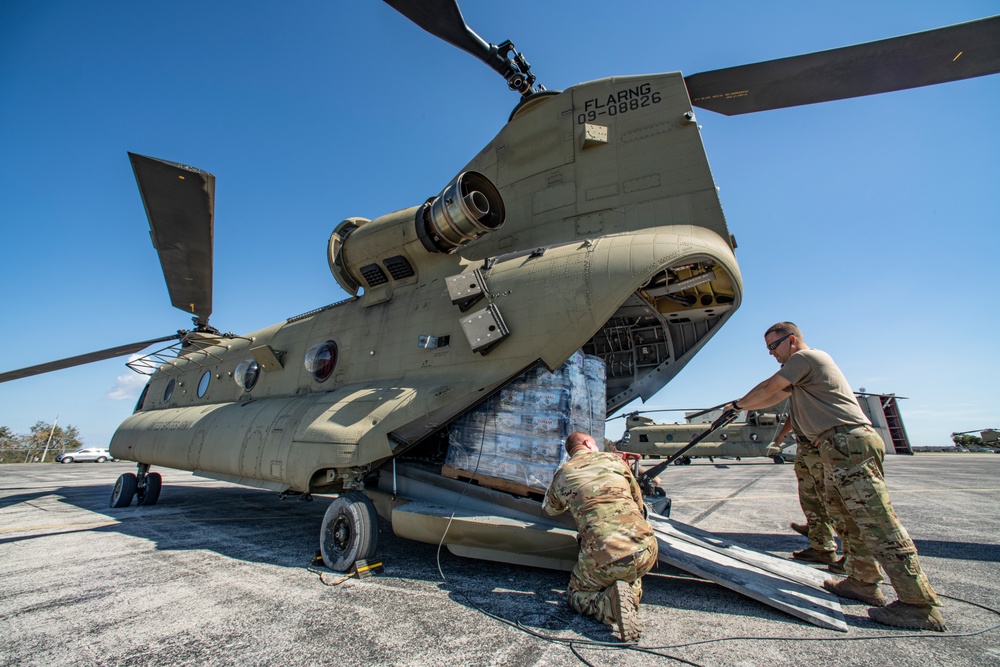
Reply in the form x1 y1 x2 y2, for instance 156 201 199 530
774 414 846 571
728 322 946 632
543 432 658 642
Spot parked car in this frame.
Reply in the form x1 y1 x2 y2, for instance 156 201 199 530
55 448 114 463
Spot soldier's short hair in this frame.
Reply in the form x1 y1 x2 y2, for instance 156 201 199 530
765 321 802 340
565 432 595 455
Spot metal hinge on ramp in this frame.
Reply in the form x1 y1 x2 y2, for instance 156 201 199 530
648 514 848 632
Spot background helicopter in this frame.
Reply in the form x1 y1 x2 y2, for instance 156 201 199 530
1 2 998 579
610 403 795 465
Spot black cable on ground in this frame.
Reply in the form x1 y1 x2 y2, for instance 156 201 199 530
634 592 1000 651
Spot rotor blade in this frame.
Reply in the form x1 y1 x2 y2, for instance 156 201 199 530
607 408 706 421
0 334 182 383
685 15 1000 116
383 0 491 62
129 153 215 323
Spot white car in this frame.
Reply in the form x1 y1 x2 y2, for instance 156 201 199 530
55 448 114 463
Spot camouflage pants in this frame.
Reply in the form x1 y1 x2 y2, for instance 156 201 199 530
567 538 658 624
817 425 939 606
794 439 840 551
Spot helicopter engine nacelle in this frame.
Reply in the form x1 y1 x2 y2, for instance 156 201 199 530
328 171 505 296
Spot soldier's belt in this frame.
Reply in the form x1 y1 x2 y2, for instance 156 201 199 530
817 424 870 441
610 547 648 566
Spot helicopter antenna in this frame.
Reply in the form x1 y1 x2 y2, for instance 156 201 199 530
383 0 537 95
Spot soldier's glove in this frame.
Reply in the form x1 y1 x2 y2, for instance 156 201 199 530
764 444 782 457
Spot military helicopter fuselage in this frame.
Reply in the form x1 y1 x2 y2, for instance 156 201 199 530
112 71 741 500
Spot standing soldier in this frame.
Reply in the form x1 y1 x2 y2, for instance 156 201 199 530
774 414 846 573
544 432 658 642
728 322 945 632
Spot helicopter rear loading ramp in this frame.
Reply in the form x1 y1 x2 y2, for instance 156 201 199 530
370 461 846 631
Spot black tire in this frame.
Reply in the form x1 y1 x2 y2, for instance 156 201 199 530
137 472 162 506
61 457 74 464
110 473 137 508
95 457 107 463
772 455 786 464
320 491 379 572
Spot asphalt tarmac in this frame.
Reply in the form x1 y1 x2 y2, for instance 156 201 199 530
1 454 998 667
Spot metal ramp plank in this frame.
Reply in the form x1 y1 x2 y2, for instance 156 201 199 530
649 514 848 632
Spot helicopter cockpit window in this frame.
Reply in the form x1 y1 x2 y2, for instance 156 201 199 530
164 378 175 403
305 340 338 383
197 370 211 398
235 359 260 392
135 383 149 413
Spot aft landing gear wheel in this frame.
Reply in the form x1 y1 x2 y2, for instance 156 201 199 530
137 472 162 506
110 473 137 508
320 491 379 572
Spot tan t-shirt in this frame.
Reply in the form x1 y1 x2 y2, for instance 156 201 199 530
776 349 870 441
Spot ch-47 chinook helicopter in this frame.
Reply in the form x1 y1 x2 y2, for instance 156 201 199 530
2 1 999 616
613 403 794 465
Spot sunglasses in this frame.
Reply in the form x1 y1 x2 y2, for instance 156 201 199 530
766 333 792 351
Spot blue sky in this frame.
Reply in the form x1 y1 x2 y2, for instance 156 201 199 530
1 1 997 449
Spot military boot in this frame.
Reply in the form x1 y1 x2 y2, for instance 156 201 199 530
869 601 947 632
828 556 847 575
790 522 809 537
792 547 838 564
609 580 641 642
823 578 887 607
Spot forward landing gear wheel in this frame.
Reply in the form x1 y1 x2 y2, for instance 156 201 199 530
772 455 786 464
110 473 137 508
320 491 379 572
137 472 162 506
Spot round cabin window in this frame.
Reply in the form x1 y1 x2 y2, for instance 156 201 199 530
304 340 338 383
197 370 211 398
235 360 260 392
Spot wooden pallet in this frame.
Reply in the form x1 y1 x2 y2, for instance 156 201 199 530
441 464 545 500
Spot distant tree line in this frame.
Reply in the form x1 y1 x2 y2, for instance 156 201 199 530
951 434 984 448
0 422 84 464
